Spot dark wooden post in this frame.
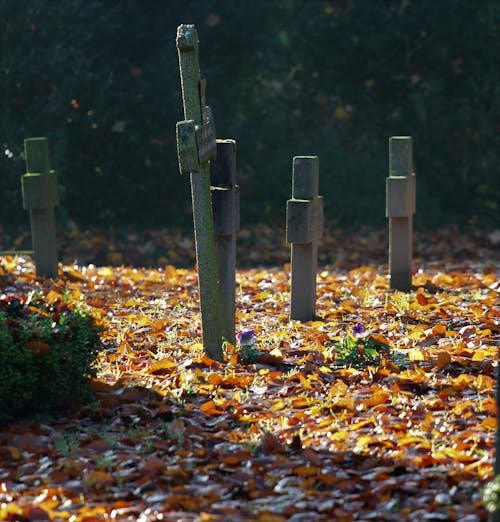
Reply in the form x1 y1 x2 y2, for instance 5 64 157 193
176 24 223 361
490 360 500 521
386 136 416 292
286 156 323 321
21 137 59 278
210 139 239 346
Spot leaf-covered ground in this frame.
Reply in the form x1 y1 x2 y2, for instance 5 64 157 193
0 225 499 521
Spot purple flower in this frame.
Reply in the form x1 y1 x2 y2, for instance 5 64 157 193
353 322 365 338
236 329 257 346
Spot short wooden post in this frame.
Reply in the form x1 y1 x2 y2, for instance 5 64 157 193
386 136 416 292
286 156 323 321
176 24 223 361
210 139 239 346
21 137 59 278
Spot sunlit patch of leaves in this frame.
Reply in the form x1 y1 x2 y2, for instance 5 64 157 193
0 250 497 521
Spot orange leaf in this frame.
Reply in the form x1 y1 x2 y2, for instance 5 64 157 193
294 465 318 476
416 290 428 306
207 373 223 385
143 455 166 474
199 400 223 415
25 340 51 357
436 350 451 370
432 323 447 336
84 470 114 488
481 417 497 431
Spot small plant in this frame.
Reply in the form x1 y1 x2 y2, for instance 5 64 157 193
484 476 500 514
52 431 81 459
236 329 262 363
0 291 103 420
330 322 390 369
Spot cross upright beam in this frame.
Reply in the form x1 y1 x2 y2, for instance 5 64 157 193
176 24 223 361
386 136 416 292
286 156 323 321
22 137 59 278
210 139 239 346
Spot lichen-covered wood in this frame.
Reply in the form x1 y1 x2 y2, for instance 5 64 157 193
22 138 58 278
210 139 239 345
286 156 323 321
386 136 416 292
176 24 223 361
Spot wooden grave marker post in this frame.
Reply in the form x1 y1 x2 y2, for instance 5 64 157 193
386 136 416 292
21 137 59 278
286 156 323 321
210 139 239 346
176 24 223 361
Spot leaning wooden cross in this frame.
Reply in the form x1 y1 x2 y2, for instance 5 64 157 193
386 136 416 292
210 139 239 346
176 24 223 361
21 137 59 278
286 156 323 321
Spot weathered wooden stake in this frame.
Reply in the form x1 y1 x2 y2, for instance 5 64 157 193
386 136 416 292
21 137 59 278
210 139 239 345
176 24 223 361
286 156 323 321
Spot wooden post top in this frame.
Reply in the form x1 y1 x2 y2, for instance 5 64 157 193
293 156 319 199
211 139 236 187
389 136 413 178
211 140 239 236
176 24 202 124
24 138 50 175
176 24 217 174
387 136 416 217
287 156 323 244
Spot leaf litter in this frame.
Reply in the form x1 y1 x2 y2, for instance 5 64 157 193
0 225 499 521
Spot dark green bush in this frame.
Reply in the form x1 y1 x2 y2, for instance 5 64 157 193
0 292 102 420
1 1 498 230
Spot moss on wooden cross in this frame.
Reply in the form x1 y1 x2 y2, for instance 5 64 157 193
176 24 223 361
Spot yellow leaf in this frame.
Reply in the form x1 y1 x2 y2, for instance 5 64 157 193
270 399 286 411
334 105 350 121
332 396 355 410
408 348 425 361
328 379 348 398
366 389 390 406
472 349 493 362
299 374 314 390
97 267 114 278
150 359 177 374
45 289 63 304
356 435 378 448
253 291 269 301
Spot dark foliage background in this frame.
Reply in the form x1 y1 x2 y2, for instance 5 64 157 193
1 0 498 232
